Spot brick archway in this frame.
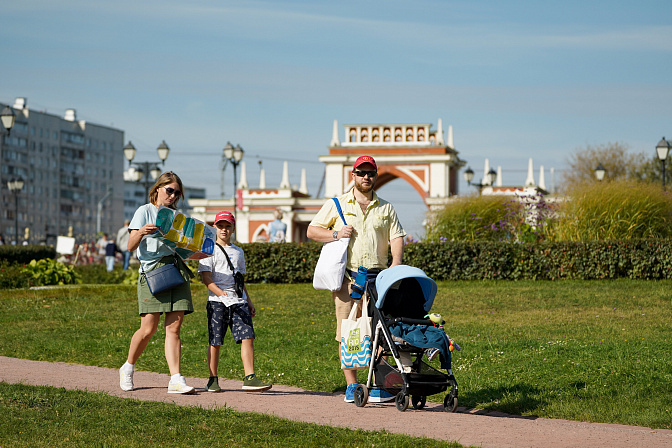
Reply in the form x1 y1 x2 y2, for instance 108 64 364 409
321 121 465 207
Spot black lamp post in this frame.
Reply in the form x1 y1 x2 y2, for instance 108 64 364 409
464 166 496 194
7 177 24 244
1 106 15 136
123 141 170 199
594 163 606 182
656 137 670 190
223 142 244 212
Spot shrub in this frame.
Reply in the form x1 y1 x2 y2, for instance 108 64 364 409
0 245 56 264
0 260 31 289
21 259 81 286
426 193 556 242
554 181 672 241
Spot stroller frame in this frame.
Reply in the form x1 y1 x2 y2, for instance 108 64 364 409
353 266 459 412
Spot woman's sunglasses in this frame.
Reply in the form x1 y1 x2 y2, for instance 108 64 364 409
163 186 181 197
354 170 377 178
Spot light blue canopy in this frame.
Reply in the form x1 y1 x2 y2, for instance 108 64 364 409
374 265 437 313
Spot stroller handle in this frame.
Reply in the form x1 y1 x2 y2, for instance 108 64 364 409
389 317 434 326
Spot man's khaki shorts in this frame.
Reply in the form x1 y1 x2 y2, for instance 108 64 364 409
334 276 362 341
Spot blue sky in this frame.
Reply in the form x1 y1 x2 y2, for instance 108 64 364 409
2 0 671 237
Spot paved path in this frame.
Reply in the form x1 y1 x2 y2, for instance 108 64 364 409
1 356 671 448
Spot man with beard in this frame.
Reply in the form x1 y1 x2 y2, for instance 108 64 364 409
307 155 405 404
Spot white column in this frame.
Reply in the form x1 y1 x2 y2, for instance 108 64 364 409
525 158 535 187
279 161 290 189
259 168 266 189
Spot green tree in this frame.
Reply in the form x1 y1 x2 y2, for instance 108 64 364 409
562 142 661 188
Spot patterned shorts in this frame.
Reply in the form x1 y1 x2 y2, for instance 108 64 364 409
206 301 255 345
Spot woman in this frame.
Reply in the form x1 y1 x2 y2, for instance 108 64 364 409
119 172 195 394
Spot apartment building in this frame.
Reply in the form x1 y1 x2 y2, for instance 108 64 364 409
0 97 125 245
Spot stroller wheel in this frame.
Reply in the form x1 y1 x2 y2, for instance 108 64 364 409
411 395 426 410
443 392 458 413
395 393 409 412
354 384 368 407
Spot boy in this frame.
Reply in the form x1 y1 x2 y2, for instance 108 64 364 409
198 210 272 393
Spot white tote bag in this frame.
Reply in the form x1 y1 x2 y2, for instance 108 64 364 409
313 237 350 291
313 198 349 291
340 294 372 370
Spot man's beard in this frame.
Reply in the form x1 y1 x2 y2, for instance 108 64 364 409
355 180 375 194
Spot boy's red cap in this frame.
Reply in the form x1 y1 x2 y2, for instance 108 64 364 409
214 210 235 226
352 155 377 171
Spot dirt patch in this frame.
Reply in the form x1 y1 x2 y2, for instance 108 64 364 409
1 356 670 447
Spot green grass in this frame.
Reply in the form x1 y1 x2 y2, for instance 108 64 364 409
1 280 671 430
0 383 463 448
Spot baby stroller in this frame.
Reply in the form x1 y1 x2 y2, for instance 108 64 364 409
353 265 459 412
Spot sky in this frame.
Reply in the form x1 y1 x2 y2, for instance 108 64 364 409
2 0 671 237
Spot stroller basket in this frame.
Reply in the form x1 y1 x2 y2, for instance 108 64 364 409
374 358 449 397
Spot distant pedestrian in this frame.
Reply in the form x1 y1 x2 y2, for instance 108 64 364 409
116 220 131 270
105 239 120 272
268 208 287 242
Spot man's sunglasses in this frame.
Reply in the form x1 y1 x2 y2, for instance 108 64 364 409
354 170 377 178
164 186 181 196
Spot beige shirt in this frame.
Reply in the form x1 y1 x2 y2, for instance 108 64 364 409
309 190 406 270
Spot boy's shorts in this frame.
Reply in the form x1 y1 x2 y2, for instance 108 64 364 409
206 301 255 346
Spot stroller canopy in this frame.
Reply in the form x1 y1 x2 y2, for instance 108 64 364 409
375 265 437 314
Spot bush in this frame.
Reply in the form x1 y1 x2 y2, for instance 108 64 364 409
403 239 672 280
426 193 557 243
554 181 672 241
0 245 56 264
21 259 81 286
0 260 31 289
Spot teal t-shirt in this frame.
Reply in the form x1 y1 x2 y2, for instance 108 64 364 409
129 203 175 272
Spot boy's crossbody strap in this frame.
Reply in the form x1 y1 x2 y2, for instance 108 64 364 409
216 242 236 274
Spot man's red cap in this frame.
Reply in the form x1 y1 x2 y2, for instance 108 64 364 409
214 210 235 226
352 155 377 171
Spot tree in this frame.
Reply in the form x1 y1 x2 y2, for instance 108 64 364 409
561 142 661 189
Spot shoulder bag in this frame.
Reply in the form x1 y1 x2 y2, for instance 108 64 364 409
141 256 186 295
312 198 350 291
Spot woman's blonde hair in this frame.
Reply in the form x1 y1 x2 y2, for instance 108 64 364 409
148 171 184 209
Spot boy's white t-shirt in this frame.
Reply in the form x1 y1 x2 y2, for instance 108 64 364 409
198 243 247 306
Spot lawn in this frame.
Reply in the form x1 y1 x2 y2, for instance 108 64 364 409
1 279 671 431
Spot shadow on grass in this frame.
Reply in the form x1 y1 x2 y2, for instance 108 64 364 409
459 382 542 419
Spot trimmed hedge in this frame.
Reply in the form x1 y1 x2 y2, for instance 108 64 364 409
0 245 57 264
2 240 671 289
241 240 672 282
402 240 672 280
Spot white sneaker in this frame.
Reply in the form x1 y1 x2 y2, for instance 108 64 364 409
119 367 134 391
168 375 195 394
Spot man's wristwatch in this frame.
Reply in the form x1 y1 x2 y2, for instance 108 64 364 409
333 231 338 240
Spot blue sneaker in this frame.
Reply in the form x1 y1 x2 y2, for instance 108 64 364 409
344 383 358 403
369 388 395 403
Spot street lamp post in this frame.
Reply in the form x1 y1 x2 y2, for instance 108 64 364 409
594 163 606 182
7 177 25 244
656 137 670 190
1 106 16 136
123 141 170 199
223 142 244 212
464 166 496 194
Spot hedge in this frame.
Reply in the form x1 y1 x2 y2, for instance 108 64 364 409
0 245 57 264
241 239 672 282
3 240 672 288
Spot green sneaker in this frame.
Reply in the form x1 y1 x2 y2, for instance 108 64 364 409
242 374 272 391
206 376 221 393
